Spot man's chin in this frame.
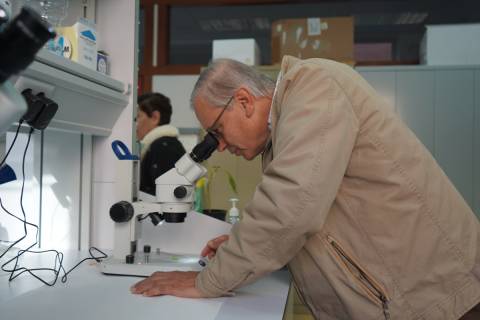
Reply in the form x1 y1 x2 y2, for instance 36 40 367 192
242 152 259 161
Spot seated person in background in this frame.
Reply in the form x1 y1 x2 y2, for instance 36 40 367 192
136 92 185 195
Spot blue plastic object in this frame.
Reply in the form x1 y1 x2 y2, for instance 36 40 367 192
0 164 16 185
111 140 139 160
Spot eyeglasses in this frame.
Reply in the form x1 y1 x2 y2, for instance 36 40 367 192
206 96 234 139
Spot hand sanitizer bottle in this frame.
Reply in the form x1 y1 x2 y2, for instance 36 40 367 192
227 198 240 224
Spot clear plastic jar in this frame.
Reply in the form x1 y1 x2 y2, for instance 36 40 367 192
24 0 68 27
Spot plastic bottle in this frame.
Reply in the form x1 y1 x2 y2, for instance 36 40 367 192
227 198 240 224
25 0 69 27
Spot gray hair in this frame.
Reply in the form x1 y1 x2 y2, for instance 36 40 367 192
190 59 275 109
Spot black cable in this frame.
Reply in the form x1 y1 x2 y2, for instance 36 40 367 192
0 120 23 168
0 127 36 265
0 121 25 245
60 247 108 283
1 128 46 281
0 127 108 286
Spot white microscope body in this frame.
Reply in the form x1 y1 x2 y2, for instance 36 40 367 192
101 133 219 276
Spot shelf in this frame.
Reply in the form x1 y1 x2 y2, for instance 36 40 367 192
35 49 125 93
12 50 130 136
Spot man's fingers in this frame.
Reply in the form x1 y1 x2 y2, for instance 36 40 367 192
131 272 165 294
201 235 229 258
143 287 164 297
200 246 213 257
212 235 229 246
207 235 229 251
131 278 150 293
131 271 203 298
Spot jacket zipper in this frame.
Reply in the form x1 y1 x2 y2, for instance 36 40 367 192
327 236 391 320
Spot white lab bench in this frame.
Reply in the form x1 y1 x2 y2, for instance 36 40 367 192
0 250 291 320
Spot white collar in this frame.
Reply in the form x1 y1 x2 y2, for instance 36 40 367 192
140 124 179 158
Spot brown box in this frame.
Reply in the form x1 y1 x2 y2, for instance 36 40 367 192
271 17 354 65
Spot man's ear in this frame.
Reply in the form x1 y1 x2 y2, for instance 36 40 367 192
151 110 161 125
234 87 255 118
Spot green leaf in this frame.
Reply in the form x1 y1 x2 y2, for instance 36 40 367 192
225 170 238 195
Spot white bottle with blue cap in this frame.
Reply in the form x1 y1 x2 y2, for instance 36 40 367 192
227 198 240 224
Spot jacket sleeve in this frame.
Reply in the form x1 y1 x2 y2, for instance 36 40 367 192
196 64 360 297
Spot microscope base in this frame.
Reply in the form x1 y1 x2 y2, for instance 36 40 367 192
100 253 203 277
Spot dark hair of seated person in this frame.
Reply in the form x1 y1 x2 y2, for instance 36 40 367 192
138 92 185 195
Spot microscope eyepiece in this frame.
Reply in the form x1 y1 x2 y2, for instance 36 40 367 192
190 132 218 163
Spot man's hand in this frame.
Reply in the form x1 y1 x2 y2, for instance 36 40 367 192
131 234 229 297
201 234 229 259
130 271 206 298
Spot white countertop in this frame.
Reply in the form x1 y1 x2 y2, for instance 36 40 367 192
0 250 290 320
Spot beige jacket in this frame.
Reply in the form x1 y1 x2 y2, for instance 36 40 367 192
196 56 480 320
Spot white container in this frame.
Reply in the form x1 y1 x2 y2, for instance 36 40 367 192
420 23 480 66
57 18 98 70
227 198 240 225
212 39 260 65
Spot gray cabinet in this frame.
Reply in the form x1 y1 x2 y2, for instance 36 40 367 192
475 70 480 216
360 71 396 112
396 71 435 154
435 70 475 206
358 65 479 216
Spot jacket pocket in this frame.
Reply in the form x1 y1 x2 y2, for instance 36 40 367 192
326 235 391 320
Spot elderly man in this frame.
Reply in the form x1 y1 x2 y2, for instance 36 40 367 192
131 56 480 320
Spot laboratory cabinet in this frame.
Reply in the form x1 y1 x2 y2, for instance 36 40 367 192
360 71 396 113
475 70 480 220
357 65 480 217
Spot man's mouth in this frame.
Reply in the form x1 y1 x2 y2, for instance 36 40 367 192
228 147 241 156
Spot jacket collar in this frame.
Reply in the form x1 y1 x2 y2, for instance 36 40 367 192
140 124 179 158
265 55 300 155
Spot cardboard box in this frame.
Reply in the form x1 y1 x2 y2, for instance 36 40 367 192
57 18 98 70
420 23 480 65
271 17 354 64
212 39 260 65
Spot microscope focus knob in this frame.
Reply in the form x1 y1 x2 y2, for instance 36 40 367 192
110 201 134 223
174 186 188 199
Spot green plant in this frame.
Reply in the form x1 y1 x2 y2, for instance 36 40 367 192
201 165 238 210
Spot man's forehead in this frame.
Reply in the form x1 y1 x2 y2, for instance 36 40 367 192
193 96 214 113
193 96 214 126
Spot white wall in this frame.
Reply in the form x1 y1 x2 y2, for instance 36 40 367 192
152 75 200 129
